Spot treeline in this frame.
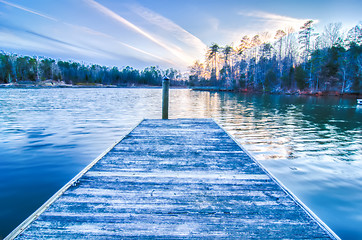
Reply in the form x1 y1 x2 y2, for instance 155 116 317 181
0 53 185 86
189 22 362 94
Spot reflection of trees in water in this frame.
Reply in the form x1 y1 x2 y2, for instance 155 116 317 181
190 91 361 163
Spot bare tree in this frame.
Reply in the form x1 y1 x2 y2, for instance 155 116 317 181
284 27 297 63
322 22 343 48
259 32 271 44
345 23 362 46
238 35 251 59
275 29 287 79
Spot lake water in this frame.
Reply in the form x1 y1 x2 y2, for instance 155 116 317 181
0 88 361 239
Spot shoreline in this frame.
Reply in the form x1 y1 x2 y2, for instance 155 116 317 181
1 83 360 98
191 86 362 98
0 83 187 89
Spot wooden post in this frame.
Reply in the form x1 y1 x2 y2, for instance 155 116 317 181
162 77 170 119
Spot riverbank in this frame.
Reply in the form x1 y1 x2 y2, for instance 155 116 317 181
1 82 359 98
191 86 362 98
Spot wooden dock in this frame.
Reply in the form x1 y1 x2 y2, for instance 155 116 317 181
6 119 339 239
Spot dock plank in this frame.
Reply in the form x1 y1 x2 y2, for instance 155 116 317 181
8 119 338 239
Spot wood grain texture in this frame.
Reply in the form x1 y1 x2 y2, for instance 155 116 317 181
13 119 337 239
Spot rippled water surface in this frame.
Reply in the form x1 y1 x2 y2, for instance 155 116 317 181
0 88 361 239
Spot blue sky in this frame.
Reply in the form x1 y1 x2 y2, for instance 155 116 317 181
0 0 361 71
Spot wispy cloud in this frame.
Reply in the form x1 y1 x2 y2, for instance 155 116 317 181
0 0 174 66
25 30 82 49
64 23 176 65
119 41 175 65
83 0 195 65
240 11 306 24
1 0 204 68
232 10 320 44
129 4 207 52
0 30 57 53
238 10 317 31
0 0 57 21
83 0 153 41
0 22 114 59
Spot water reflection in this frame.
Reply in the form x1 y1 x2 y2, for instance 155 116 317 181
170 90 362 238
0 88 361 239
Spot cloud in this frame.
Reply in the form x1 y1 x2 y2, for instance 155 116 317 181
83 0 154 42
0 0 57 21
64 23 176 65
240 11 306 24
0 0 200 69
207 17 220 32
238 10 317 31
129 4 207 52
0 30 58 53
83 0 196 66
25 30 83 50
0 22 114 59
119 41 175 65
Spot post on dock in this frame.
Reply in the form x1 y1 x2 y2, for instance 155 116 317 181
162 76 170 119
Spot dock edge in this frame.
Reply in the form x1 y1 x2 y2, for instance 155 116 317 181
4 120 145 240
213 119 341 240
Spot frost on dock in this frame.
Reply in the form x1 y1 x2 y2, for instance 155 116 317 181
9 119 338 239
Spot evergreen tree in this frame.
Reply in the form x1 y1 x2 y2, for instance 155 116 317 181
295 65 307 90
0 54 14 83
299 20 315 65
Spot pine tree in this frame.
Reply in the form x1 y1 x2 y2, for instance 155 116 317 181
299 20 315 65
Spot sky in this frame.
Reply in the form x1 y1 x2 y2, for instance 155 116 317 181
0 0 361 71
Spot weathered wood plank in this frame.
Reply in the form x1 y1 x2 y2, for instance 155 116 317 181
8 119 339 239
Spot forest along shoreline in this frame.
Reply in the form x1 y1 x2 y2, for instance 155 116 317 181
1 22 362 97
0 81 169 89
189 22 362 97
